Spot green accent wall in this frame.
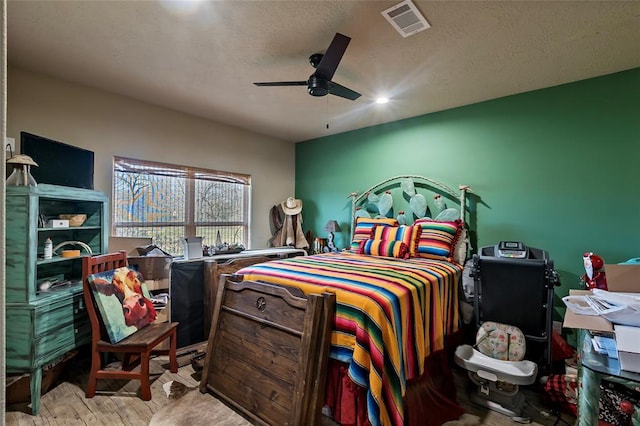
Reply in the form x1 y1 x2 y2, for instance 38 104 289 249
295 68 640 324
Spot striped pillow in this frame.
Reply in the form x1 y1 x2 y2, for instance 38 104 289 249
350 217 398 251
413 219 462 262
372 225 421 258
359 239 409 259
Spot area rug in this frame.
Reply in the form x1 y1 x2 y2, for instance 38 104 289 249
149 381 249 426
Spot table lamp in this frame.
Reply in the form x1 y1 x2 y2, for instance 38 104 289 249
323 220 341 252
6 153 38 186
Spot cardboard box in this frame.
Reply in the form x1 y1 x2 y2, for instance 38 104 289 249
614 325 640 373
127 256 173 284
109 236 153 256
46 219 69 228
183 237 203 260
128 256 172 331
155 300 171 323
127 256 172 288
563 263 640 332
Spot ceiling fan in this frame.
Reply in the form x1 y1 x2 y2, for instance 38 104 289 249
254 32 361 101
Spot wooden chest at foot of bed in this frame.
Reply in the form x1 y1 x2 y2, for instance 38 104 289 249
200 274 335 426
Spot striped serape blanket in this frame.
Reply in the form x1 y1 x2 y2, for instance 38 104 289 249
237 252 461 426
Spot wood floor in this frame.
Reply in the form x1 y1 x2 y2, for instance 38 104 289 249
5 348 576 426
5 350 204 426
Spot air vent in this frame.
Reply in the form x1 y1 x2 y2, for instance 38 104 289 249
381 0 430 38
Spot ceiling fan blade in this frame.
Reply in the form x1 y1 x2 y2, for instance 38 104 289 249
328 81 361 101
253 81 307 87
314 33 350 81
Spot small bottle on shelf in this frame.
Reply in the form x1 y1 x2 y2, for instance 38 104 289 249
44 238 53 259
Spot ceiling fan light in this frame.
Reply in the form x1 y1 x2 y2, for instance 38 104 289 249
309 53 324 69
308 75 329 97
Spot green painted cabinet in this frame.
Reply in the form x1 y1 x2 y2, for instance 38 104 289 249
5 184 108 414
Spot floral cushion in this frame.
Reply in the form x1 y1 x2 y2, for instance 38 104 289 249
475 321 526 361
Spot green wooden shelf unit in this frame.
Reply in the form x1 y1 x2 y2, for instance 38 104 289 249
5 184 108 415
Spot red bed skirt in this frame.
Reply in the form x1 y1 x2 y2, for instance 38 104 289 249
323 333 465 426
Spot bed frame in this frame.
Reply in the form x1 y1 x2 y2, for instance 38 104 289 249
202 175 476 426
200 275 335 425
349 174 471 237
343 175 476 425
348 175 473 263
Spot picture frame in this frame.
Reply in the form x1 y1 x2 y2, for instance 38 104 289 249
87 266 157 343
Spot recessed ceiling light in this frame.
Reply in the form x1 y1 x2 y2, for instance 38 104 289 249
160 0 204 15
376 97 389 104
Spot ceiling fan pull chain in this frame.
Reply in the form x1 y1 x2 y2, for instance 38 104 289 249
326 96 330 129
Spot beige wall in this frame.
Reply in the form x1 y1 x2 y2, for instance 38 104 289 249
7 66 295 249
2 0 7 417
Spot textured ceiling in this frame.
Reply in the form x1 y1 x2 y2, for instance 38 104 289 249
7 1 640 143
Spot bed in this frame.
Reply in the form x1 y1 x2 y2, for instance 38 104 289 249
236 175 473 426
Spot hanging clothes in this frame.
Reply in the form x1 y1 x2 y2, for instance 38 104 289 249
269 197 309 250
280 213 309 249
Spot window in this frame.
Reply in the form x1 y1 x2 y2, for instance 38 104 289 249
113 156 250 256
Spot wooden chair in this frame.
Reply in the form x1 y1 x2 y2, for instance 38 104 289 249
82 251 179 400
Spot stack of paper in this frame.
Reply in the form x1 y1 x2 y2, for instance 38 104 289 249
591 335 618 359
593 290 640 327
585 295 621 314
563 291 640 327
614 325 640 373
562 294 622 316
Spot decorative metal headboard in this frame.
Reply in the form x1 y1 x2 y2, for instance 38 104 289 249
348 174 472 241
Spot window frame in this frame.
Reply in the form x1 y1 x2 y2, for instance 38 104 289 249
112 156 251 254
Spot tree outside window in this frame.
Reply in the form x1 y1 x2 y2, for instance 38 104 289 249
113 157 250 256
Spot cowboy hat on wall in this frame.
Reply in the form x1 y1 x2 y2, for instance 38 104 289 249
281 197 303 215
